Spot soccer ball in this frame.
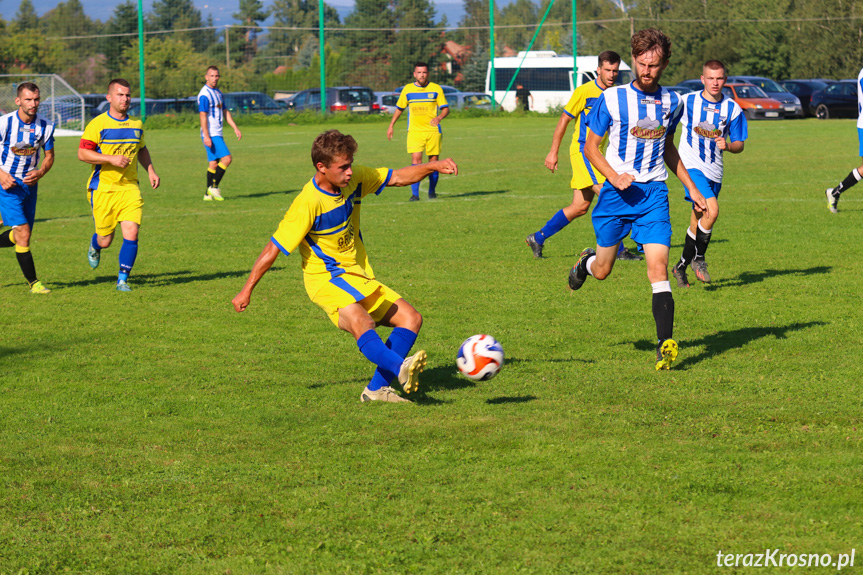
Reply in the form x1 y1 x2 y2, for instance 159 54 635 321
457 334 504 381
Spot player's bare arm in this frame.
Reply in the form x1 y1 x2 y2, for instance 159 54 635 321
22 148 54 185
232 241 280 312
389 159 458 186
430 106 449 127
225 109 242 140
545 113 573 172
585 130 632 191
0 170 15 190
138 147 160 190
664 141 707 214
199 111 212 148
78 146 131 169
387 109 404 140
715 137 744 154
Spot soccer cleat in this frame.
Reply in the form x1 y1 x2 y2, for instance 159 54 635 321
87 245 101 269
203 193 213 201
671 265 690 288
691 259 711 283
209 187 224 201
428 192 438 199
826 188 839 213
616 247 643 261
655 339 678 370
29 281 50 294
525 233 544 258
568 247 595 291
408 195 419 202
397 350 427 394
116 280 132 292
360 385 412 403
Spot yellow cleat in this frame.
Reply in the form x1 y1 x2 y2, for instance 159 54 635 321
29 280 50 294
397 350 427 394
655 339 678 370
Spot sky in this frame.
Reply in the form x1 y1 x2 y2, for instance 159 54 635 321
0 0 470 27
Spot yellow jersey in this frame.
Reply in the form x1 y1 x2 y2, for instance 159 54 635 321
564 79 606 154
80 112 145 193
271 165 392 297
395 82 449 134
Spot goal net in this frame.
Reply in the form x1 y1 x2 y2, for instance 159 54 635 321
0 74 85 133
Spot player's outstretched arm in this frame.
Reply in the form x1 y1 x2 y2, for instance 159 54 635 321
664 141 707 214
233 241 280 312
388 159 458 187
387 109 404 140
138 147 160 190
545 113 573 172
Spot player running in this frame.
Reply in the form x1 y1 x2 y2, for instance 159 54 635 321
526 50 642 261
823 65 863 213
671 60 747 287
79 78 160 292
387 62 450 201
566 28 708 370
198 65 241 201
0 82 55 294
232 130 458 403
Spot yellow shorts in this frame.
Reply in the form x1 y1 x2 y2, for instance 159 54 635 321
310 273 402 327
406 131 442 156
570 149 605 191
89 188 143 236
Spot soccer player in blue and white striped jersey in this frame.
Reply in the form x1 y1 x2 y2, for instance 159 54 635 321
567 28 708 370
672 60 747 287
0 82 55 294
198 66 241 201
823 66 863 213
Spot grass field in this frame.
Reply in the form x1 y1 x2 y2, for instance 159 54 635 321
2 116 862 573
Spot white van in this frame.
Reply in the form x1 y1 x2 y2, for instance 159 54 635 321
485 51 633 113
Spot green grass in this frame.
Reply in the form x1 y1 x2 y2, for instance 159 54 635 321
1 117 862 573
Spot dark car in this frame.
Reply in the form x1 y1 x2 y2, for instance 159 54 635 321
809 80 858 119
665 85 695 97
445 91 493 110
223 92 284 115
727 76 802 118
676 79 705 91
780 80 833 117
281 86 379 114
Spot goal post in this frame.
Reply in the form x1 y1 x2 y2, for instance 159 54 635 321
0 74 85 133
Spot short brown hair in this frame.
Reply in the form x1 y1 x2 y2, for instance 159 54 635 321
207 65 220 73
703 59 727 75
414 62 429 72
598 50 621 66
312 130 358 167
17 82 39 97
108 78 131 92
631 28 671 62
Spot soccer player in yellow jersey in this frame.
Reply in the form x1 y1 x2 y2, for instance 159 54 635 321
525 51 640 261
78 79 160 292
232 130 458 403
387 62 450 201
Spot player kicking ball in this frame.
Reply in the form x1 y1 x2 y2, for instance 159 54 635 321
232 130 458 403
566 28 708 370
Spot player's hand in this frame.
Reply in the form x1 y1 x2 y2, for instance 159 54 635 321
22 170 42 185
234 128 242 141
544 152 559 173
0 172 16 190
386 126 394 141
690 189 708 213
430 116 441 127
109 155 131 169
436 158 458 176
203 136 213 149
611 172 635 191
232 292 250 312
148 169 160 190
714 136 727 151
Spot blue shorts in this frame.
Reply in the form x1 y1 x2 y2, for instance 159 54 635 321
203 135 231 162
592 181 671 248
858 128 863 157
0 180 37 229
684 168 722 203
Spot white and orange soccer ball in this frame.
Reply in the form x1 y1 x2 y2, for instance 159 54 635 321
457 334 504 381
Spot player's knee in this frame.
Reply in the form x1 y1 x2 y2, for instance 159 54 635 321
570 202 590 218
405 309 423 332
220 156 232 168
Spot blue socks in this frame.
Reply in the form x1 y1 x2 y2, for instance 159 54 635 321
367 327 418 391
411 164 421 197
118 238 138 283
536 210 571 245
428 171 439 195
357 330 404 390
91 233 101 252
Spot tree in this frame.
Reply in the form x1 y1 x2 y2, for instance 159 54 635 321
147 0 215 51
14 0 40 33
268 0 340 62
120 36 209 97
343 0 395 88
101 1 140 74
389 0 444 84
229 0 269 63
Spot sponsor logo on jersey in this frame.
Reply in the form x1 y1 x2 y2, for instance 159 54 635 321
703 105 721 114
694 121 722 139
11 142 37 156
630 117 666 140
19 127 35 134
640 98 662 105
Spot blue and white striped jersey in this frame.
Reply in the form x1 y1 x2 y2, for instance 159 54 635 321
198 85 224 137
0 111 55 181
856 67 863 128
586 83 685 183
678 91 747 183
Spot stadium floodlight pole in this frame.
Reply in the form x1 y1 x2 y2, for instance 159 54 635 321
137 0 146 122
500 0 556 108
319 0 326 115
489 0 496 111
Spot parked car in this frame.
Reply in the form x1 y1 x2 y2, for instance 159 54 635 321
374 91 401 114
722 83 784 120
809 80 858 119
780 80 832 117
727 75 802 118
444 91 493 110
281 86 379 114
665 85 695 96
676 79 705 91
223 92 284 115
40 95 85 124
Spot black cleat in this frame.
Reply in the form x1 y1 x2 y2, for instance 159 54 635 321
671 265 690 288
525 233 544 258
408 195 419 202
428 192 437 199
568 247 595 291
691 259 711 283
616 247 643 261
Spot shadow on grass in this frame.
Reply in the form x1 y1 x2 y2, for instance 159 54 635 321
669 238 728 249
633 320 827 369
48 268 255 289
704 266 831 291
232 189 300 200
486 395 538 405
445 189 509 199
35 213 92 224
